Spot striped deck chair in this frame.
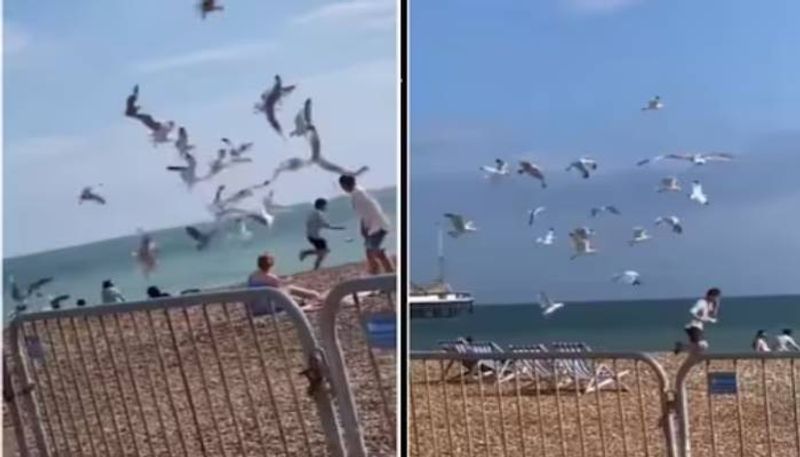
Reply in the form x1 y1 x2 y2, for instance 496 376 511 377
508 344 570 389
549 341 630 393
438 339 515 383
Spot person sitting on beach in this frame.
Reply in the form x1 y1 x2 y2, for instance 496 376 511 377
753 330 771 352
299 198 345 271
248 253 321 304
101 280 126 304
339 174 394 275
776 329 800 352
146 286 171 299
676 288 721 354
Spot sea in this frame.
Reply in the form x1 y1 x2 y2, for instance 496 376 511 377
411 295 800 353
3 188 396 317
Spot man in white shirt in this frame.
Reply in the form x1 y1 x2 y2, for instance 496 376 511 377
776 329 800 352
339 175 394 274
676 288 721 353
753 330 771 352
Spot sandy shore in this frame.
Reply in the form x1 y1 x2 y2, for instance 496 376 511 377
410 352 800 457
4 261 397 457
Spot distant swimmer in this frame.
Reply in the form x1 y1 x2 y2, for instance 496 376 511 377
79 185 106 205
676 288 721 353
776 329 800 352
101 280 126 304
753 330 771 352
299 198 345 271
641 95 663 112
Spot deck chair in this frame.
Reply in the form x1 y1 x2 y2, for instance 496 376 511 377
508 344 570 389
438 339 515 383
548 341 630 393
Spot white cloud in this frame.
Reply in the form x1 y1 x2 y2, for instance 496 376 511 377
4 22 32 56
562 0 643 14
292 0 394 27
133 41 275 74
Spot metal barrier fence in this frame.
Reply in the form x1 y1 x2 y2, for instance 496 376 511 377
5 288 345 457
409 350 678 457
319 275 397 457
675 353 800 457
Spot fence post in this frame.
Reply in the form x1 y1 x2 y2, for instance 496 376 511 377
674 353 702 457
8 322 50 456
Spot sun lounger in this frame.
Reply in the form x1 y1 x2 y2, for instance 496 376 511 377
548 341 629 393
508 344 569 388
438 339 515 383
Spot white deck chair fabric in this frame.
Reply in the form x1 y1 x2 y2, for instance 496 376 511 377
549 341 630 393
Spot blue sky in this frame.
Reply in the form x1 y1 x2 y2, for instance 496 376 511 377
4 0 396 256
410 0 800 301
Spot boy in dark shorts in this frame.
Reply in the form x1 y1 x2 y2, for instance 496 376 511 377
299 198 344 270
674 287 720 354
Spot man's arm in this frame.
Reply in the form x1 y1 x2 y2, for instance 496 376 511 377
790 337 800 350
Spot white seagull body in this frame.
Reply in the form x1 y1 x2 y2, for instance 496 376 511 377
689 181 709 205
613 270 642 286
481 159 510 178
641 96 663 111
657 176 682 193
538 292 565 316
443 213 478 238
536 228 556 245
569 228 597 259
655 216 683 234
629 227 652 246
566 157 598 179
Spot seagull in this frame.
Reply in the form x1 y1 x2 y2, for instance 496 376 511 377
443 213 478 238
590 205 621 218
79 186 106 205
569 228 597 259
296 98 369 177
270 157 311 183
641 95 663 111
198 0 224 19
655 216 683 234
536 228 556 245
254 75 296 137
657 176 682 193
185 225 217 250
538 292 565 317
637 152 734 167
48 294 71 310
219 180 270 208
527 207 546 225
174 127 195 156
689 181 709 205
123 85 174 145
518 160 547 188
235 219 253 241
132 231 158 276
9 276 54 310
289 98 313 138
221 138 254 159
481 159 510 178
167 152 205 188
629 227 652 246
612 271 642 286
566 158 598 179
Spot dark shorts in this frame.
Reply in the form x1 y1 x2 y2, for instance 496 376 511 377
307 236 328 251
364 229 387 251
685 326 704 343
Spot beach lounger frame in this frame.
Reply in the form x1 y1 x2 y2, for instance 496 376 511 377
549 341 630 393
437 339 516 383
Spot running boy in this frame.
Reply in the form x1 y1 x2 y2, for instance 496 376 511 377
339 175 394 274
299 198 344 270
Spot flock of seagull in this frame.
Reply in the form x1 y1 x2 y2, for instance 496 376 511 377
443 95 736 316
10 2 369 313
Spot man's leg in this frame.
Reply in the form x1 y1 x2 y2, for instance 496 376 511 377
313 249 328 270
365 249 380 275
376 250 395 273
299 249 315 261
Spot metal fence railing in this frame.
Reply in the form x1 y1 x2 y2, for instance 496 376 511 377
318 274 397 457
675 353 800 457
409 349 678 457
5 288 345 457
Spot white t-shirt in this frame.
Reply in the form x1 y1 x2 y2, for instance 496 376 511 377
776 334 800 352
351 187 390 235
686 298 716 330
754 338 771 352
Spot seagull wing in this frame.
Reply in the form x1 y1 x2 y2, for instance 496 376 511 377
538 291 552 308
706 153 734 161
606 206 620 215
665 153 692 161
27 277 53 295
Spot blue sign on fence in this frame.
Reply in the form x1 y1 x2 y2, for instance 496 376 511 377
364 313 396 349
708 372 737 395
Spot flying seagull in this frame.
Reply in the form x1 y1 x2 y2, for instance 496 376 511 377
518 160 547 188
270 157 310 183
637 152 734 167
167 152 205 189
612 271 642 286
629 227 652 246
79 186 106 205
9 276 53 310
536 228 556 245
689 181 709 205
655 216 683 234
198 0 224 19
443 213 478 238
123 85 174 145
481 159 510 178
538 291 565 317
641 95 663 111
185 226 217 250
254 74 296 137
221 137 254 159
174 127 195 156
290 98 314 138
48 294 71 310
566 158 598 179
590 205 621 218
298 98 369 177
527 207 546 225
569 228 597 259
657 176 681 193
